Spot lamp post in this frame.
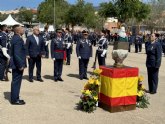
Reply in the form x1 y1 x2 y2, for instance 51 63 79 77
54 0 55 30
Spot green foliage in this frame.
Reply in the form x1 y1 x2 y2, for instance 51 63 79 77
37 0 69 27
18 9 33 24
136 93 150 108
98 0 151 23
0 13 8 22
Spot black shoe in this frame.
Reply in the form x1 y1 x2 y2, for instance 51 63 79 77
150 91 157 94
11 100 26 105
54 79 58 82
80 77 83 80
83 77 89 80
29 79 33 82
66 63 70 65
58 78 64 82
37 79 44 82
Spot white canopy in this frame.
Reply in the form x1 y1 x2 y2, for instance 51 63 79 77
1 14 23 26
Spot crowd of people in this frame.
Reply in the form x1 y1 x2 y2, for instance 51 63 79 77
0 24 164 105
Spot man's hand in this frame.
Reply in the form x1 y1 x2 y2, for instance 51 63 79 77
78 56 81 59
52 58 56 61
26 56 30 59
19 67 24 71
41 55 45 58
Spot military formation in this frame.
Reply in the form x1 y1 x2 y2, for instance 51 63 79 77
0 24 164 105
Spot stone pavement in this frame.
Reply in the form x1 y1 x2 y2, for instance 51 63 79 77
0 45 165 124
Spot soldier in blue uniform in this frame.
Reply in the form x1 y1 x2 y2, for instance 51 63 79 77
146 33 162 94
42 26 50 58
51 29 66 82
10 25 26 105
26 26 45 82
97 30 108 66
0 24 10 81
64 28 73 65
76 30 92 80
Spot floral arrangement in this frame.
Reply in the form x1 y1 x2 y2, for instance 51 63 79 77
77 69 102 113
136 75 150 108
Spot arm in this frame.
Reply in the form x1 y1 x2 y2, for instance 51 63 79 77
155 43 162 68
76 40 80 57
50 39 55 59
13 39 24 69
25 36 30 57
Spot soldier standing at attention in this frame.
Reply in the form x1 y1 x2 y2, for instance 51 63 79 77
0 24 10 81
64 28 72 65
97 30 108 66
10 25 26 105
146 33 162 94
76 30 92 80
51 29 66 82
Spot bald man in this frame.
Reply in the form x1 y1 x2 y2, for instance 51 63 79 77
10 25 26 105
26 26 45 82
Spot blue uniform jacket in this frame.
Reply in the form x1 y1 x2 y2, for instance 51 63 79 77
26 35 45 57
0 32 8 59
10 34 26 69
146 41 162 68
76 38 92 59
51 38 66 59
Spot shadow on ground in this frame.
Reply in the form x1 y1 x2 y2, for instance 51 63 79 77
4 92 11 103
43 75 54 81
67 74 79 79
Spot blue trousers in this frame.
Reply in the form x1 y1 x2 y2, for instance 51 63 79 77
54 59 63 80
0 58 7 80
79 59 89 78
147 67 159 93
11 69 23 102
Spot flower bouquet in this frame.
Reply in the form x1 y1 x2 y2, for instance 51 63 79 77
77 69 102 113
136 76 150 108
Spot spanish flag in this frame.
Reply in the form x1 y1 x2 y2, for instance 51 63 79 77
99 66 138 107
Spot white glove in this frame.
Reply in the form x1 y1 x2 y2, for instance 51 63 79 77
2 48 10 59
52 58 56 61
101 50 107 57
78 56 81 59
45 41 49 46
67 43 71 49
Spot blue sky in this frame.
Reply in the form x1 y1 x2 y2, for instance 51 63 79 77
0 0 110 10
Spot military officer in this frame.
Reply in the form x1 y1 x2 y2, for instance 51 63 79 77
64 28 72 65
76 30 92 80
0 24 10 81
51 29 66 82
10 25 26 105
146 33 162 94
42 26 50 58
26 26 45 82
97 30 108 66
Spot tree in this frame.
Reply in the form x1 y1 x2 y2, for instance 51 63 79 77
18 9 33 24
37 0 69 28
98 0 151 24
66 0 102 29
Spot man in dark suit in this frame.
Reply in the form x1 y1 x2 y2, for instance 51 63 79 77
26 26 45 82
10 25 26 105
146 33 162 94
76 30 92 80
0 24 10 81
64 28 72 65
51 29 66 82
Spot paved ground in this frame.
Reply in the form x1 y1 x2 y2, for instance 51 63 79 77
0 44 165 124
